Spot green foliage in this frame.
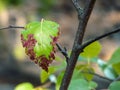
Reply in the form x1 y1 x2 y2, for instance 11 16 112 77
103 65 118 80
113 62 120 75
38 0 57 15
68 79 97 90
56 72 64 90
19 19 120 89
108 81 120 90
40 66 56 83
80 41 101 58
1 0 22 7
108 47 120 64
76 65 94 81
14 82 34 90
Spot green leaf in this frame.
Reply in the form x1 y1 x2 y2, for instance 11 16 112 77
108 47 120 64
69 79 89 90
80 41 101 58
76 65 94 81
109 81 120 90
21 19 59 71
88 81 98 90
69 79 97 90
40 66 55 83
97 58 107 71
113 62 120 75
103 65 118 80
14 82 34 90
56 72 64 90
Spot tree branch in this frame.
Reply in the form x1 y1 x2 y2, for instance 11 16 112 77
56 43 69 63
82 71 112 82
60 0 96 90
0 25 24 30
80 28 120 50
72 0 83 19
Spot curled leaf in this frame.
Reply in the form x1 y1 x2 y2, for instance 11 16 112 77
21 19 59 72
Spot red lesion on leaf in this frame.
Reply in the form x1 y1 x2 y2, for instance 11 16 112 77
21 27 60 72
37 56 52 72
21 34 56 72
21 34 37 61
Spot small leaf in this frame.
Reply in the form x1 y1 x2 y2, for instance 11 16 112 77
14 82 33 90
21 19 59 72
113 62 120 75
88 81 97 90
69 79 97 90
103 65 118 80
97 58 107 71
69 79 90 90
56 72 64 90
40 66 55 83
108 47 120 64
109 81 120 90
76 65 94 81
80 41 101 58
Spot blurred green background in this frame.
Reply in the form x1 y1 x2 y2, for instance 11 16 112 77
0 0 120 90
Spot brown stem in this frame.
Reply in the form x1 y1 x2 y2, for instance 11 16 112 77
60 0 96 90
0 25 24 30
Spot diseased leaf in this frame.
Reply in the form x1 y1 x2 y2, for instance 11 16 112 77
21 19 59 72
80 41 101 58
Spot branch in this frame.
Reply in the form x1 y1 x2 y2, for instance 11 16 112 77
72 0 83 19
82 71 112 82
80 28 120 50
56 43 69 63
0 25 24 30
60 0 96 90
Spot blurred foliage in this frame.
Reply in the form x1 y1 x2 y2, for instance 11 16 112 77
80 41 102 59
0 0 23 7
108 81 120 90
37 0 57 16
15 82 34 90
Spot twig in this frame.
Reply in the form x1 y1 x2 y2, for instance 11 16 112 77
60 0 96 90
56 43 69 63
80 28 120 50
0 25 24 30
82 71 112 82
72 0 83 19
